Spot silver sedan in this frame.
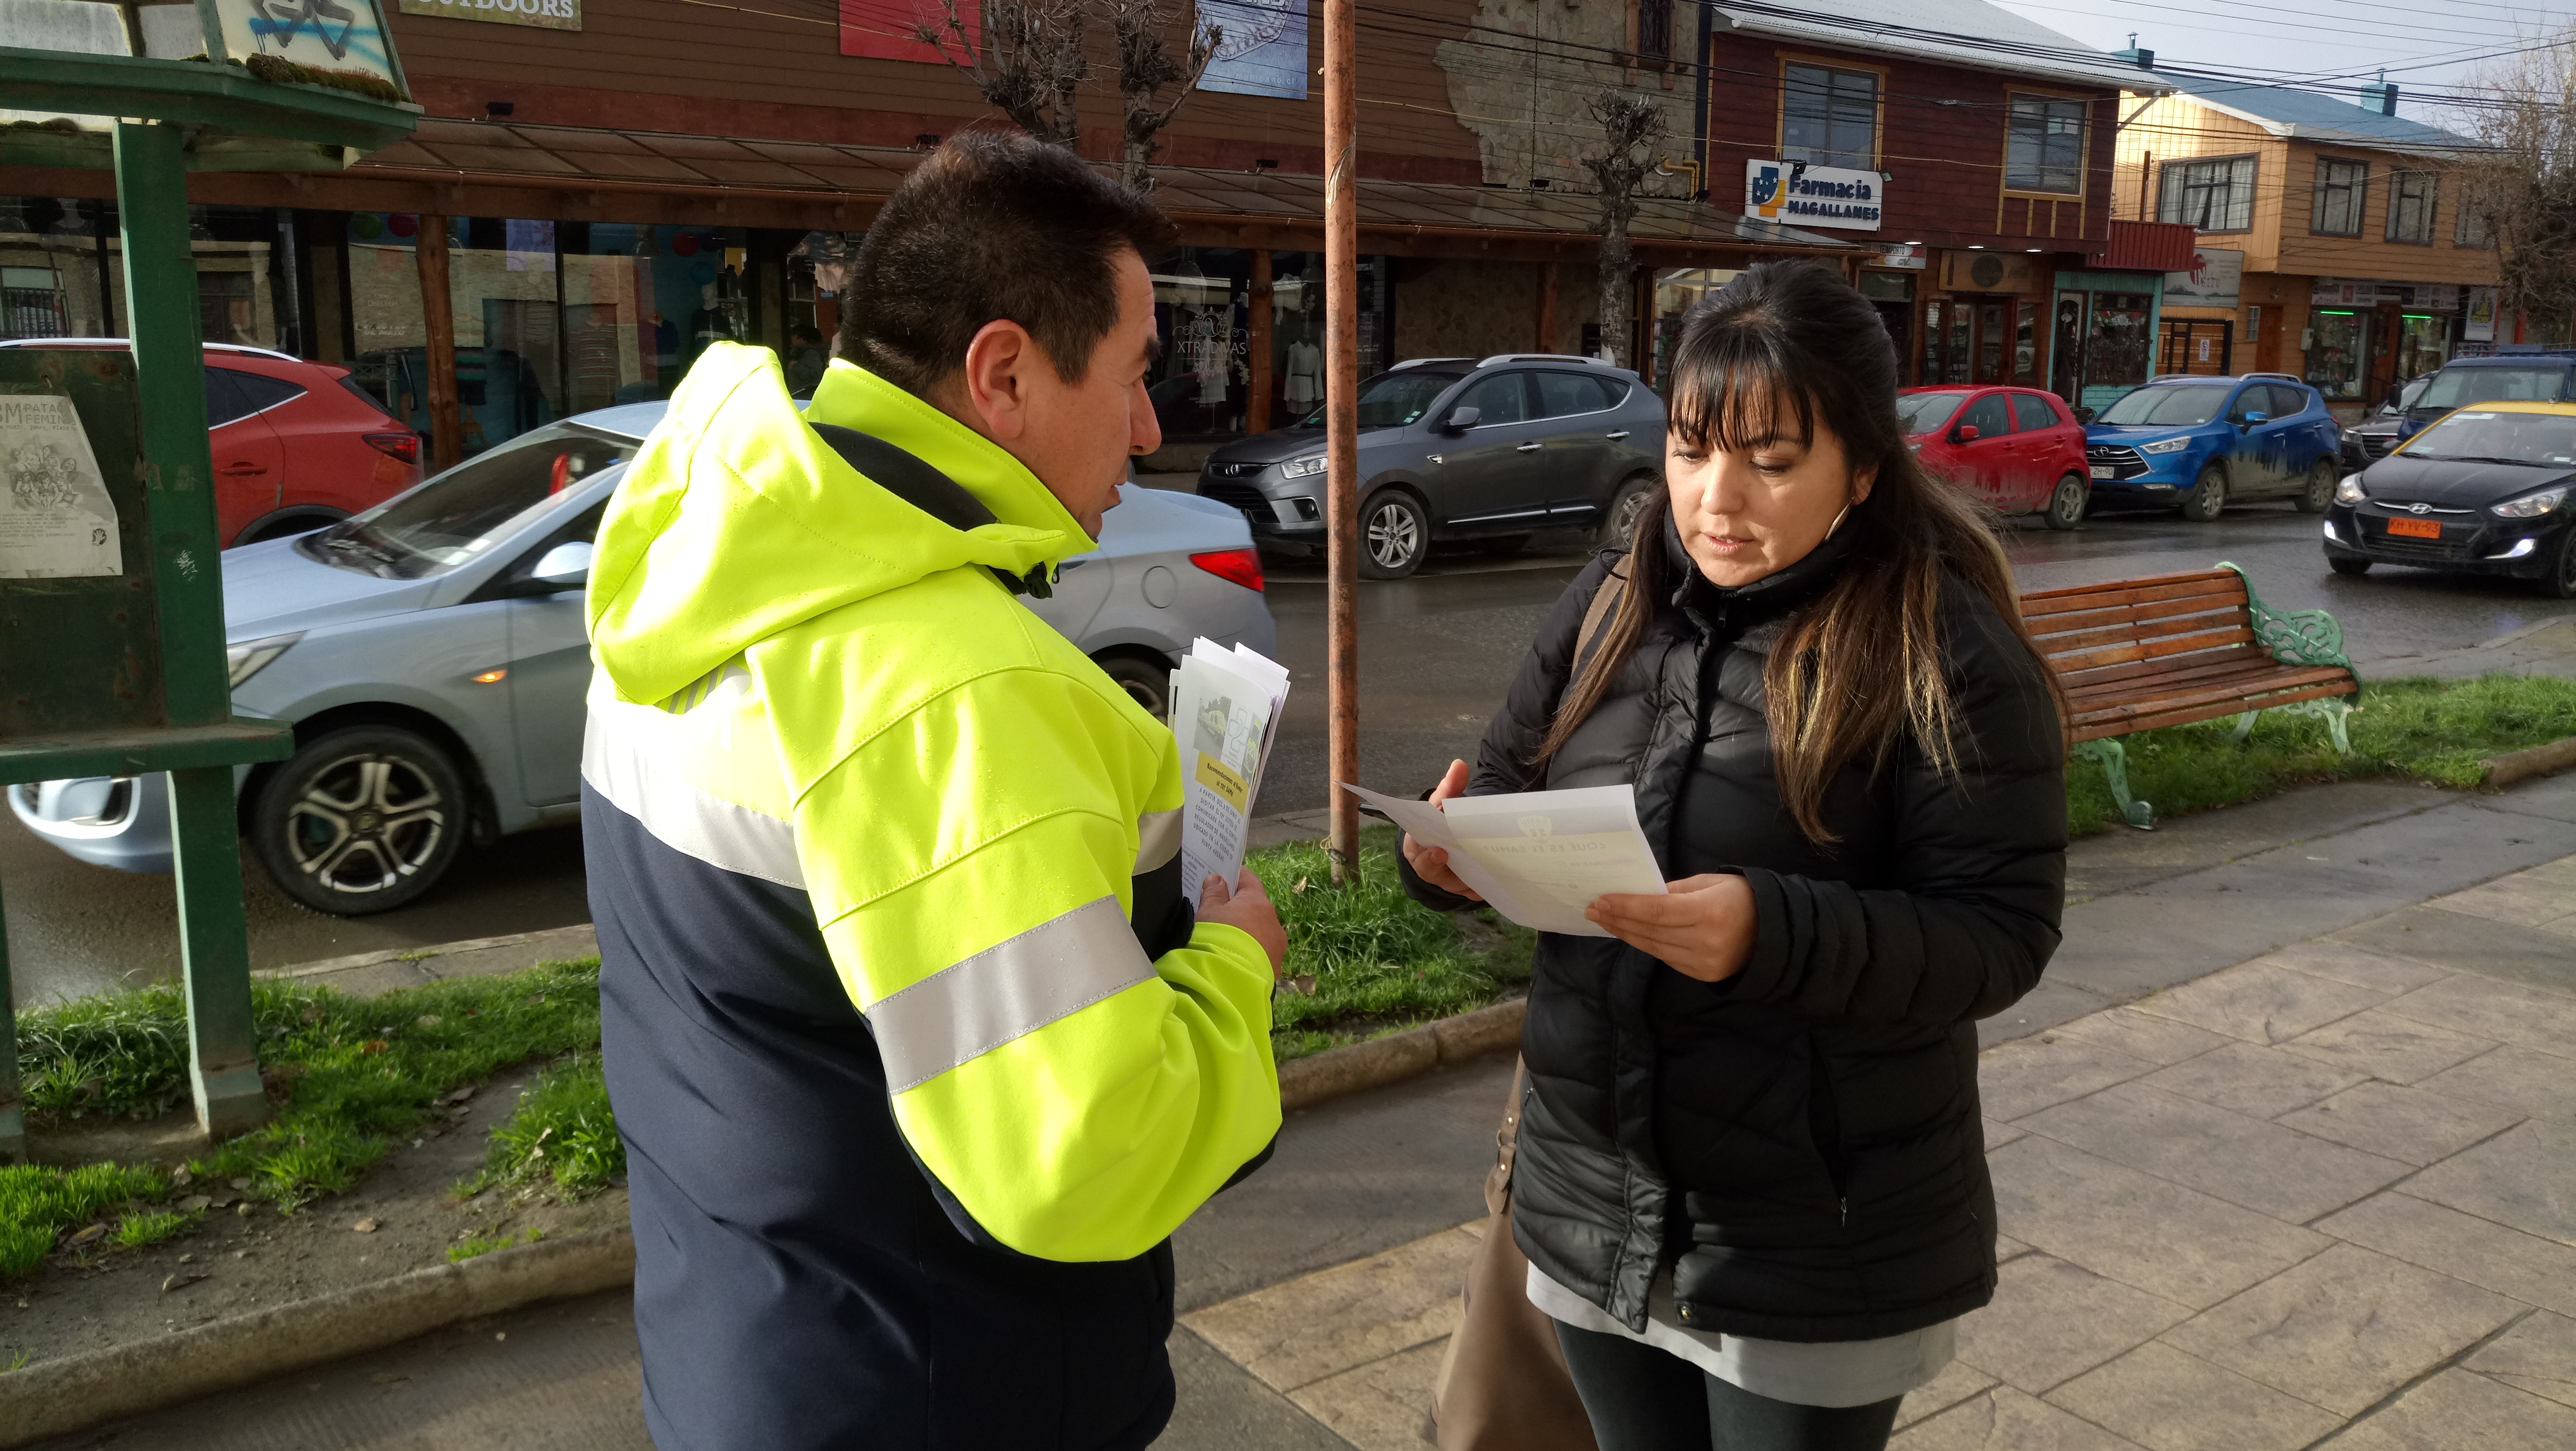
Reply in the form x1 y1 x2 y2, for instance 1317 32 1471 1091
11 402 1274 915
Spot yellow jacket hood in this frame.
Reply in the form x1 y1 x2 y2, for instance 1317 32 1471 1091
586 344 1092 706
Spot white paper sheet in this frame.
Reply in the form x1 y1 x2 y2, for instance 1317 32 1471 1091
1171 638 1289 897
1341 782 1665 937
0 393 122 580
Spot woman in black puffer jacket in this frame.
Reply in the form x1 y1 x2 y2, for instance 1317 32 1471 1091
1401 263 2065 1451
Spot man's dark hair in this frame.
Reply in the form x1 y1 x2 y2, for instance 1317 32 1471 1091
842 132 1178 400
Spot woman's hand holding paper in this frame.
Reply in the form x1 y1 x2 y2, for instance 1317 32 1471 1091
1400 758 1484 903
1585 873 1755 983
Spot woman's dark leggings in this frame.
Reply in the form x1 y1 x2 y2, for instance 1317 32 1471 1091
1554 1323 1902 1451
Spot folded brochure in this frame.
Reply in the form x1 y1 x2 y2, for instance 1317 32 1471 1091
1171 638 1290 899
1340 782 1665 938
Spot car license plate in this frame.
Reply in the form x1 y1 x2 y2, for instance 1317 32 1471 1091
2386 516 2442 540
2089 465 2115 479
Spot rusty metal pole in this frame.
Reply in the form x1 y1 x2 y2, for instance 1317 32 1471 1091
415 214 462 472
1322 0 1361 885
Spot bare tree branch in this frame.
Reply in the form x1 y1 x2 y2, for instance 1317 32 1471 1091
2454 32 2576 340
1109 0 1220 191
1581 88 1667 369
915 0 1090 149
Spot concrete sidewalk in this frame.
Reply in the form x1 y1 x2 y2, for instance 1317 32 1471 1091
1177 848 2576 1451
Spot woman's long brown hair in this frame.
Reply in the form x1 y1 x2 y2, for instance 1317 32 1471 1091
1532 262 2059 844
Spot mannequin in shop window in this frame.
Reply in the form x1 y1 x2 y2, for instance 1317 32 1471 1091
1284 319 1321 411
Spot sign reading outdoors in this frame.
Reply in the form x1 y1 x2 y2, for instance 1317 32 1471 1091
398 0 580 30
2164 246 2244 308
1745 159 1883 232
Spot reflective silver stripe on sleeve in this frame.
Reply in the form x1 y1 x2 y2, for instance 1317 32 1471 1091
1135 807 1182 874
869 896 1154 1093
581 709 805 889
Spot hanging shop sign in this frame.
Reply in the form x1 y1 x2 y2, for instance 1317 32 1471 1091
2311 278 2462 311
2163 246 2242 308
1871 242 1928 270
1199 0 1307 101
2466 286 2499 342
399 0 579 29
1745 160 1883 232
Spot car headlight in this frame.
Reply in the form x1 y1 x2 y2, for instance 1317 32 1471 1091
2493 486 2570 519
1279 454 1327 479
2137 436 2193 455
2334 475 2368 505
225 632 303 687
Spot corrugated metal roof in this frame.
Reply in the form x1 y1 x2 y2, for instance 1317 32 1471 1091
2146 72 2481 152
1712 0 2160 92
355 120 1860 250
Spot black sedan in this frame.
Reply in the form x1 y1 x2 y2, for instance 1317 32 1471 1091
2324 402 2576 597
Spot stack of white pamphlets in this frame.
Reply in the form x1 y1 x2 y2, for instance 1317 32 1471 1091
1341 782 1666 937
1170 638 1291 896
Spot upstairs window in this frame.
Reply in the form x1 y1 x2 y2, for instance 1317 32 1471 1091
2311 158 2368 236
1782 64 1878 170
2457 195 2495 248
2157 155 2257 233
2387 170 2437 244
2005 95 2087 194
1634 0 1672 59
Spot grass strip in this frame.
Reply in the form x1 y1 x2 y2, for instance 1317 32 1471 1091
458 1053 624 1202
446 1226 547 1263
2069 673 2576 835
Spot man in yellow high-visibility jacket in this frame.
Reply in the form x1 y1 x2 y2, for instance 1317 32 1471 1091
582 132 1287 1451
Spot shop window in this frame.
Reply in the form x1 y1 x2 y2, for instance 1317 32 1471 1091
1156 249 1389 438
1 264 64 339
2395 313 2447 385
1782 64 1878 170
2157 156 2257 233
2306 309 2368 400
2004 96 2086 195
2084 293 2152 397
2387 171 2437 244
2310 158 2367 237
1651 267 1741 384
2014 299 2039 382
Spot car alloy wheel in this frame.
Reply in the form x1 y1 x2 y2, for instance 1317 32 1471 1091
2180 464 2227 523
2548 528 2576 600
2295 460 2337 515
1360 491 1427 579
1094 649 1173 720
1599 479 1656 550
2045 474 2088 531
251 726 467 916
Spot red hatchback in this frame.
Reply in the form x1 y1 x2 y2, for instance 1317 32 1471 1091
1898 385 2091 530
0 340 420 547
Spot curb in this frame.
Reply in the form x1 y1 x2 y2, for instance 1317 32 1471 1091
1278 997 1524 1112
0 1228 634 1450
2483 734 2576 789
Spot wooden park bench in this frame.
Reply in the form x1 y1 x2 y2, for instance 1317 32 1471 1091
2019 565 2359 829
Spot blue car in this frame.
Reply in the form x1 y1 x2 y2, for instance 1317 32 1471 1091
2083 374 2346 521
2396 351 2576 446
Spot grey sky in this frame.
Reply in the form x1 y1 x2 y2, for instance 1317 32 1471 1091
1987 0 2576 100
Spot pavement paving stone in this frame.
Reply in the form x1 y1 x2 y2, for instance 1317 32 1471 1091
1164 1327 1357 1451
1894 1359 1999 1430
2322 1366 2576 1451
1974 1036 2158 1123
2332 905 2576 998
2251 938 2452 995
2399 1119 2576 1244
2273 1080 2525 1166
1996 1234 2033 1263
1983 1118 2029 1150
1980 980 2111 1049
2128 959 2387 1046
2316 1191 2576 1319
2014 1082 2410 1224
2157 1241 2522 1416
2415 1044 2576 1121
2133 1039 2364 1120
2463 1310 2576 1412
2374 972 2576 1057
1178 1223 1477 1392
2432 869 2576 929
2039 1341 2341 1451
1983 1136 2331 1310
2049 1005 2230 1066
1887 1386 2148 1451
1953 1254 2192 1395
2275 1008 2498 1085
1284 1338 1449 1451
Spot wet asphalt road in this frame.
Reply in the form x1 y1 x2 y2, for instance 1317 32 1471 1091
7 496 2571 1006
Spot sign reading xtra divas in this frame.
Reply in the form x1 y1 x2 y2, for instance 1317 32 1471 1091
399 0 579 31
1745 160 1883 232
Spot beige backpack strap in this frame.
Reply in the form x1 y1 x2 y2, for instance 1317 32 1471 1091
1569 561 1629 680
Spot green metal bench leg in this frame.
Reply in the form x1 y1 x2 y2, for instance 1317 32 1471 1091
2278 696 2357 755
2232 709 2260 744
2074 738 2155 830
170 766 269 1139
0 873 23 1165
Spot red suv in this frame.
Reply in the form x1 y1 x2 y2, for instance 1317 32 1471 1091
0 340 421 546
1898 385 2091 530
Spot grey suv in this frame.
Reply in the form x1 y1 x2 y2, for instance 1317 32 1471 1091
1195 354 1667 578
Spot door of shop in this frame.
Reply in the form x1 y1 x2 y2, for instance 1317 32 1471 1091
1921 297 2020 387
2159 319 2234 375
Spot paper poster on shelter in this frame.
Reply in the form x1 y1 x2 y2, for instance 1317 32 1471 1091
0 394 122 579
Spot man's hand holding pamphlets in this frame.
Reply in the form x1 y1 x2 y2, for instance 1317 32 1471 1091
1343 777 1665 938
1169 638 1290 902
